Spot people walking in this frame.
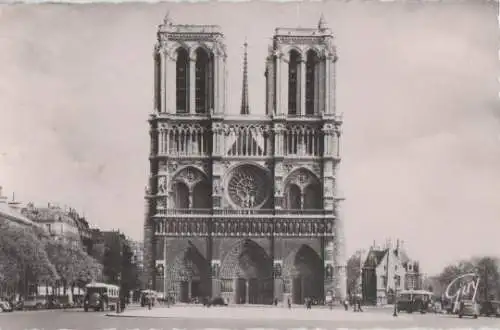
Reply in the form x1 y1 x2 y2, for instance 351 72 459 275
356 295 363 312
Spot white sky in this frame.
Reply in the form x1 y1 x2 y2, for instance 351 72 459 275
0 1 498 275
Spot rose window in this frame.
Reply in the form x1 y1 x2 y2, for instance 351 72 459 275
227 165 269 208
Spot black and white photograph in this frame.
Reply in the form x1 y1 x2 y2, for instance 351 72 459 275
0 0 498 329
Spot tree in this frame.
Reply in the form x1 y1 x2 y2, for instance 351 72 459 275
473 256 500 301
44 240 102 290
347 250 363 295
0 220 58 295
436 256 500 300
101 231 141 294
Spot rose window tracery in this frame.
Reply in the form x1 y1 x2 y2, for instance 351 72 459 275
227 165 270 208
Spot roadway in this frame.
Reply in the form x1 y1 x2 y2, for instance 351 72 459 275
1 306 499 330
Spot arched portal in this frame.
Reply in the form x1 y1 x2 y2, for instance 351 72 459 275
219 239 273 304
284 245 324 304
167 244 211 303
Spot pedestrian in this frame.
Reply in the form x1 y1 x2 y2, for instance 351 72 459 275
343 298 349 311
274 297 278 306
287 297 291 309
357 295 363 312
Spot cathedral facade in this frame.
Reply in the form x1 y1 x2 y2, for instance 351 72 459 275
143 14 346 305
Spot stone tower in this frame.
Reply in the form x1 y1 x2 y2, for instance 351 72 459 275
264 15 345 300
144 13 346 303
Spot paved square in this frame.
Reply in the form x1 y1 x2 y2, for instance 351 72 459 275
114 306 411 322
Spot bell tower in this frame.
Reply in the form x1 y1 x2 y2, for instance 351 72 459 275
154 12 227 115
145 12 228 292
265 15 346 301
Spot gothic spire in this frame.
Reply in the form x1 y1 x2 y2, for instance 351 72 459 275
163 10 173 26
318 13 327 31
240 40 250 115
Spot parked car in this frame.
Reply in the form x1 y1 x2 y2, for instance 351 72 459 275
0 298 13 312
209 297 228 306
22 296 48 310
458 299 479 319
396 290 433 313
480 300 500 317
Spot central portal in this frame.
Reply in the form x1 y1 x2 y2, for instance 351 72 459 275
220 239 274 304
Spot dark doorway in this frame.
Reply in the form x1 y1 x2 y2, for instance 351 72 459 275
292 277 303 304
248 278 259 304
235 278 246 304
180 281 189 302
191 280 202 299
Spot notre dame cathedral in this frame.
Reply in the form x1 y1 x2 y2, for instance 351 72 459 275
143 13 346 305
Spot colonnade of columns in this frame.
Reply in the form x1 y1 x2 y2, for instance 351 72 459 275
155 44 226 115
157 126 208 156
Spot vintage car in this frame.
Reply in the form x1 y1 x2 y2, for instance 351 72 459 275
479 300 500 317
396 290 433 313
83 282 120 312
458 299 480 318
0 298 13 312
21 296 48 310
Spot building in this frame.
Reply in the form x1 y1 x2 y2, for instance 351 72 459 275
128 239 144 270
67 209 93 253
143 14 346 305
361 240 422 305
21 203 82 246
0 186 44 230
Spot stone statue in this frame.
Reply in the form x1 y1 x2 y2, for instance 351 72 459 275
211 263 220 278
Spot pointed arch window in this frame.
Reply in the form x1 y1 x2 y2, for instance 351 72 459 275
288 51 301 116
305 50 319 116
195 48 212 114
286 184 301 209
176 48 189 114
154 52 161 111
173 182 189 208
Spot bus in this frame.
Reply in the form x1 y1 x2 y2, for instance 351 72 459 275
396 290 434 313
83 283 120 312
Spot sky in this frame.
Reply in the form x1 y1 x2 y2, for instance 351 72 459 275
0 1 498 275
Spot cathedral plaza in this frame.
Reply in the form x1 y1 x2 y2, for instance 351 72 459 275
143 13 347 306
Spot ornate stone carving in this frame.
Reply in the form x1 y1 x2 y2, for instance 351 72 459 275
273 123 286 132
168 162 178 173
175 167 204 187
158 160 168 172
325 264 333 280
156 198 166 209
211 263 220 278
283 163 293 174
273 263 282 278
157 176 167 194
227 165 270 209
